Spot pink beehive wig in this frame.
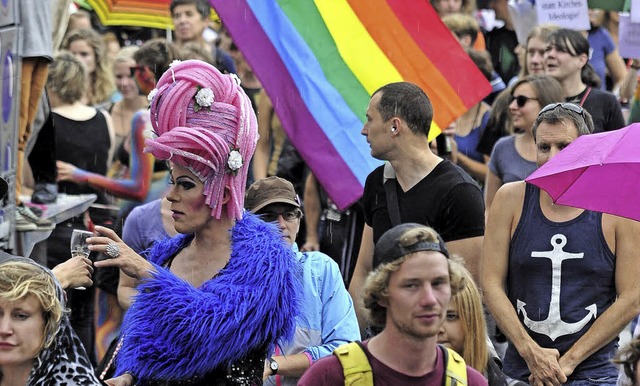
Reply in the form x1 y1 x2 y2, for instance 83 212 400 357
145 60 258 220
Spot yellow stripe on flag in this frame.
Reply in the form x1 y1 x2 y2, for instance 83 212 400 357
314 0 402 93
314 0 442 138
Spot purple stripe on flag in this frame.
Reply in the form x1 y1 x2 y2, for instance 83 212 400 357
211 0 364 209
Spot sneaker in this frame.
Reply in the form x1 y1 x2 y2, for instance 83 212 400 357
24 204 43 217
17 205 55 230
15 211 38 231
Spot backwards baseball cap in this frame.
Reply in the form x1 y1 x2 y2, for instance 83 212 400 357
245 176 300 213
373 223 449 269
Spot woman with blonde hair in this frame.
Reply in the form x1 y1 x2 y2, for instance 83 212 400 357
439 258 526 385
439 258 488 372
517 24 560 80
63 28 116 107
0 258 101 385
47 50 115 365
107 46 148 151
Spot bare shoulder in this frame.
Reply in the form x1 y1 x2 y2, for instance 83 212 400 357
489 182 526 217
494 181 526 201
601 213 640 255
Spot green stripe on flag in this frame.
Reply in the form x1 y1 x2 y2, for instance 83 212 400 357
276 0 370 123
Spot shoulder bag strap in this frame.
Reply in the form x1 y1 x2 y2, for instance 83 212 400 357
383 163 402 226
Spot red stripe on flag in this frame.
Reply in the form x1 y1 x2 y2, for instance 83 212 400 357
386 0 492 109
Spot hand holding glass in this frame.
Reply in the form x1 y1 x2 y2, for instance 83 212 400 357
70 229 93 289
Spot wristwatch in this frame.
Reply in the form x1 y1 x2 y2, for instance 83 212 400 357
268 357 279 375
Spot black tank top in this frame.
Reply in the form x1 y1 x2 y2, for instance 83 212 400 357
53 110 111 203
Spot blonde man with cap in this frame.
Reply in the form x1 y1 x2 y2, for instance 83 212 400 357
299 223 488 386
245 176 360 386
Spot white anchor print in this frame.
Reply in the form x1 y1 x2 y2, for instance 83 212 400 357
517 234 597 341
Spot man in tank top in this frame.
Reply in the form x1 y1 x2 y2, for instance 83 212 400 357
482 103 640 385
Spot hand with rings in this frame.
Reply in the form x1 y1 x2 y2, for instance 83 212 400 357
88 225 155 280
105 242 121 258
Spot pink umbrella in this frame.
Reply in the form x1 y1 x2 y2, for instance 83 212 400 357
526 123 640 222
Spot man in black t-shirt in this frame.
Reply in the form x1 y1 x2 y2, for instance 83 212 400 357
348 82 485 332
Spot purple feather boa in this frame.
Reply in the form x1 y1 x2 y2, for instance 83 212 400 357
115 212 302 381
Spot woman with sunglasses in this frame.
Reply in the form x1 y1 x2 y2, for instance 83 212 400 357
484 75 563 209
483 102 640 385
544 28 624 133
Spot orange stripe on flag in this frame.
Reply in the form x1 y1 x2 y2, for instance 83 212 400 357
348 0 467 131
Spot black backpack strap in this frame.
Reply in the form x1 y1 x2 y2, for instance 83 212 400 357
383 163 401 226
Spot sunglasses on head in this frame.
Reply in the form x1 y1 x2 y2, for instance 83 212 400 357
539 102 585 116
509 95 538 108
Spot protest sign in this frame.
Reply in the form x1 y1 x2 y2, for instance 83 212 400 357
619 13 640 58
536 0 589 30
631 0 640 23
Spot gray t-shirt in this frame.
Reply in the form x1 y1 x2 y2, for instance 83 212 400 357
488 135 537 183
20 0 53 59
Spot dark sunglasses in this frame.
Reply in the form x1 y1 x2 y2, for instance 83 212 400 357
539 102 585 117
259 210 302 223
509 95 538 108
129 65 146 77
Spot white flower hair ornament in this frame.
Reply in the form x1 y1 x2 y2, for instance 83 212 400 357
147 88 159 103
194 86 214 112
226 149 243 176
229 73 242 86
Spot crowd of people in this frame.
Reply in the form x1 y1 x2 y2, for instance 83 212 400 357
4 0 640 385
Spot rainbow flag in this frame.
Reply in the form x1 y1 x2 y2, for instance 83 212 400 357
87 0 219 30
211 0 491 209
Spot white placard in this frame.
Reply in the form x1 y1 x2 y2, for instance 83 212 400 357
509 0 539 45
619 14 640 59
631 0 640 23
535 0 589 31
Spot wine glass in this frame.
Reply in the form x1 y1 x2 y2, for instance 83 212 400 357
70 229 93 290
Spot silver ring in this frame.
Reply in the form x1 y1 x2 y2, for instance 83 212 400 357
105 242 121 258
